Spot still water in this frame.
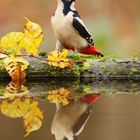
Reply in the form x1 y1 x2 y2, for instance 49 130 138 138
0 79 140 140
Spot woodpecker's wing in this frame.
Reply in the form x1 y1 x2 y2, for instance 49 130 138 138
72 105 93 136
72 16 94 45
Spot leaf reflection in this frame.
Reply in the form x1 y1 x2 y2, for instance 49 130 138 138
0 97 43 136
0 82 29 99
48 88 72 106
23 100 43 136
0 98 30 118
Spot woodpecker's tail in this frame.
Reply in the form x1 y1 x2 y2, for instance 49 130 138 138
80 45 104 56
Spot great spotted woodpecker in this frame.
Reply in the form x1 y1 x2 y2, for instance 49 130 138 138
51 0 103 56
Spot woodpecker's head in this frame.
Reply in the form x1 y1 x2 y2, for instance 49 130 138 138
57 0 75 4
58 0 75 3
57 0 76 15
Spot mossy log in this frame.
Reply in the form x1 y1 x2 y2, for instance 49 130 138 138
0 57 140 80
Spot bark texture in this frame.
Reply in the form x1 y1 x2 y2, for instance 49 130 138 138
0 57 140 79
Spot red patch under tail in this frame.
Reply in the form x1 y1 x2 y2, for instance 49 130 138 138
80 45 103 56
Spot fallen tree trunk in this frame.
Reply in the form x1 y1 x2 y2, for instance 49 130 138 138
0 57 140 79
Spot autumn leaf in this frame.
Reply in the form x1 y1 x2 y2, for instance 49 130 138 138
0 17 44 55
23 100 43 136
4 56 29 71
48 49 72 68
48 88 71 105
0 32 25 54
24 17 43 38
23 17 44 55
4 56 29 86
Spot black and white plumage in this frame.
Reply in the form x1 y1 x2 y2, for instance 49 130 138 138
51 0 95 51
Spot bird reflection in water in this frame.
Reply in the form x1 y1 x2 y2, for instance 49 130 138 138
51 93 100 140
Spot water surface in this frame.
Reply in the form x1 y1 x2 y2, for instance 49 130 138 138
0 79 140 140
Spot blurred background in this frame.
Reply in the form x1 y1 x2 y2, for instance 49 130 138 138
0 0 140 57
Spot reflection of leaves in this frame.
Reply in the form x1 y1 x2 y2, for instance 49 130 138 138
48 88 71 105
0 82 29 99
48 49 72 68
24 101 43 136
0 98 30 118
1 82 29 99
0 98 43 136
71 85 93 100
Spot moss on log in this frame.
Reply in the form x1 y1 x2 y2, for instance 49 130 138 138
0 57 140 79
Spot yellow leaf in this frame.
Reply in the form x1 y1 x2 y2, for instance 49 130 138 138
48 49 72 68
4 56 29 85
24 101 43 136
59 49 69 59
23 17 44 55
0 17 44 55
59 62 66 68
0 32 25 54
24 17 43 38
4 56 29 72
